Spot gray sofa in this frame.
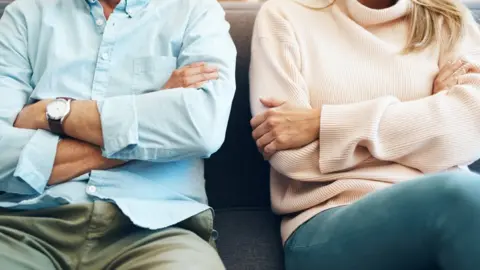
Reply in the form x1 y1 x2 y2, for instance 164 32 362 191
0 2 479 270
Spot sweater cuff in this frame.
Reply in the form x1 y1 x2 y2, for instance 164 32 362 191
319 97 398 174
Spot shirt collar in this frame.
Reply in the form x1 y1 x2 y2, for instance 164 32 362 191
84 0 149 17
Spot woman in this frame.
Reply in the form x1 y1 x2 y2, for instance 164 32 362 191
249 0 480 269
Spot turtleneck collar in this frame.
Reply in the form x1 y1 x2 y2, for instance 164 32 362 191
346 0 411 26
292 0 411 26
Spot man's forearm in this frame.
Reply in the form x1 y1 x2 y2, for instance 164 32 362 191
48 138 124 185
62 100 104 147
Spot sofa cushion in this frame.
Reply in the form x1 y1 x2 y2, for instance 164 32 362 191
215 209 285 270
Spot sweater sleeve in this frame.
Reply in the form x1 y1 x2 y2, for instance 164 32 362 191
319 11 480 174
250 6 329 181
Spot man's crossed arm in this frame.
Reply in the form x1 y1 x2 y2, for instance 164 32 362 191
13 61 222 185
0 0 236 194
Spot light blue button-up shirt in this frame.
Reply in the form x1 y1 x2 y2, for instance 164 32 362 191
0 0 236 229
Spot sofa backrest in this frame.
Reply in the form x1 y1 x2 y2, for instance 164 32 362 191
205 3 269 210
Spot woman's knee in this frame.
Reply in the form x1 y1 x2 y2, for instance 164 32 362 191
424 172 480 209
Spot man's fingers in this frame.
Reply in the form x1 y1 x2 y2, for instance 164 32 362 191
436 59 464 82
181 64 218 76
260 97 285 108
183 72 219 86
181 62 205 70
187 80 209 89
188 62 204 68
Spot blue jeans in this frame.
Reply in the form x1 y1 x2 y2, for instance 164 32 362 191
285 172 480 270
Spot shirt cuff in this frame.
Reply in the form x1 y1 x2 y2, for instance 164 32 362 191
13 129 59 194
97 95 139 158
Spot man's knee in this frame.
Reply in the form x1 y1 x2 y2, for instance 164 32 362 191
114 228 225 270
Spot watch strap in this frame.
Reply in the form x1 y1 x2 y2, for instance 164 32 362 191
48 119 63 136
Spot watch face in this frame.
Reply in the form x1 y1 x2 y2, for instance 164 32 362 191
47 100 68 120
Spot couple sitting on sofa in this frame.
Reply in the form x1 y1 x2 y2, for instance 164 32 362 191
1 0 480 269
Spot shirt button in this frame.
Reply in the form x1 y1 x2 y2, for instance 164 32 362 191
96 19 104 26
101 53 109 60
87 185 96 193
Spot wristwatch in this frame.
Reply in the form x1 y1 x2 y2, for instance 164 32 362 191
46 97 74 136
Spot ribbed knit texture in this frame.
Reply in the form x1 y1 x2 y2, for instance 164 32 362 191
250 0 480 243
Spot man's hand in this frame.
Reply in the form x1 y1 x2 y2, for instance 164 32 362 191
433 59 479 94
250 98 321 159
163 62 218 89
13 99 51 130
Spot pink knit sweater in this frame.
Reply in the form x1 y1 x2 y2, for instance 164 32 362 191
249 0 480 243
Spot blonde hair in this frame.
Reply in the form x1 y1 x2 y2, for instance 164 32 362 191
406 0 464 53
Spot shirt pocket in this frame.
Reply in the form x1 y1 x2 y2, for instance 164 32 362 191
132 56 177 94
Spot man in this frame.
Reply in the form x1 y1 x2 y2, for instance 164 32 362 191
0 0 236 268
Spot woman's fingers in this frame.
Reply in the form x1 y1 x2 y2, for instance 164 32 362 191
433 61 474 94
461 62 480 73
252 119 272 140
256 131 276 151
433 63 476 94
260 97 286 108
442 73 469 90
436 59 464 83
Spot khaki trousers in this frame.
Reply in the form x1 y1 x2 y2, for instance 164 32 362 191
0 201 224 270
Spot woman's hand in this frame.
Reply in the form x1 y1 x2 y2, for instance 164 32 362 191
433 59 478 94
250 98 321 159
163 62 218 89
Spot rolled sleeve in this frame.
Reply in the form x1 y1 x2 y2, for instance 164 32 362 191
12 130 59 194
97 95 139 158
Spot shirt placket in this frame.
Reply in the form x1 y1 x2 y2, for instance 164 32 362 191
89 3 119 101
